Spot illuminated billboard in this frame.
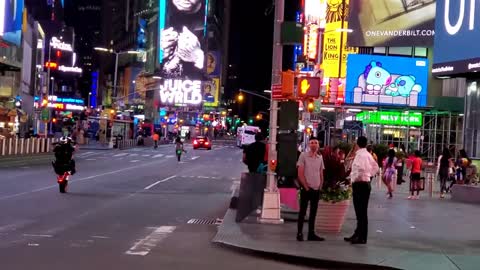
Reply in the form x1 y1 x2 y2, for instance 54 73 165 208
158 0 206 79
345 54 428 107
322 0 357 78
0 0 24 46
347 0 436 47
203 77 219 107
432 0 480 75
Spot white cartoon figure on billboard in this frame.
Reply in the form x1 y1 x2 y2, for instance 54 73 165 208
385 75 422 97
363 61 392 95
353 61 422 106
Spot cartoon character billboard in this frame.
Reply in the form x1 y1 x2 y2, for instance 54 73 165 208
345 54 428 107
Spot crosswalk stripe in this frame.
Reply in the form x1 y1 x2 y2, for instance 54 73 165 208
125 226 176 256
113 153 128 157
191 156 200 160
130 160 140 163
128 154 139 157
142 154 151 157
152 154 164 158
165 155 174 158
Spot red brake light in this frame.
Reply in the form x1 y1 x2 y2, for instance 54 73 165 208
205 142 209 145
193 140 198 145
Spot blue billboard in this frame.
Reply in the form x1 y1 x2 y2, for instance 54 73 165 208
433 0 480 75
345 54 428 107
1 0 24 46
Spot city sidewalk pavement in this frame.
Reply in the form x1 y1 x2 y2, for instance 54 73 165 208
214 180 480 270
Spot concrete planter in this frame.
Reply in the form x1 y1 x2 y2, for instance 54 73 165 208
315 200 350 233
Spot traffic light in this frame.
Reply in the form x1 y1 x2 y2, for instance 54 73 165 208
281 70 295 97
256 114 262 120
237 93 244 102
52 118 57 124
248 118 253 124
307 99 315 113
41 98 48 108
297 77 321 99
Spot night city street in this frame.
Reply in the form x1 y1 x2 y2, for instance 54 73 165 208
0 143 318 270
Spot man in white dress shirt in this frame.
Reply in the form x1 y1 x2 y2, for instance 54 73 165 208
344 136 379 244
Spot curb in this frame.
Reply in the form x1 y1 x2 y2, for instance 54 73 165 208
212 241 400 270
213 205 401 270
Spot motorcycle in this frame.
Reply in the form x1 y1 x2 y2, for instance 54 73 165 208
57 171 71 193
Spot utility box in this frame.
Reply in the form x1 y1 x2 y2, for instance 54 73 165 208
281 22 303 45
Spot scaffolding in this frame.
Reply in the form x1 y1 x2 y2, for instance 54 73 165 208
365 111 463 162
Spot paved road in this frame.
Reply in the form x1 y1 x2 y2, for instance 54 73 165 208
0 144 320 270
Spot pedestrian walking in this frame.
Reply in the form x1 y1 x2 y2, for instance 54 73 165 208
296 137 325 242
438 148 452 198
408 150 423 199
344 136 379 245
153 133 160 149
382 149 397 199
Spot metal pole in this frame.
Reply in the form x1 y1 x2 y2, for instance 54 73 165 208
113 52 119 101
259 0 284 224
46 41 52 137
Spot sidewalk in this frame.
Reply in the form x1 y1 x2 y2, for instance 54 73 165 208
214 182 480 270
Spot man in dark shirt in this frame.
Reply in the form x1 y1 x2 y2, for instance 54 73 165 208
243 133 266 173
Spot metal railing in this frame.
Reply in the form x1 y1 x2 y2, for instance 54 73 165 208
0 138 59 156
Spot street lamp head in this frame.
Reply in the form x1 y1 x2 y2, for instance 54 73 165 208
94 47 109 52
127 50 140 54
237 93 244 102
50 77 54 80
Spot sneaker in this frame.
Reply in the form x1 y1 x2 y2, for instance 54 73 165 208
440 193 445 199
408 195 414 200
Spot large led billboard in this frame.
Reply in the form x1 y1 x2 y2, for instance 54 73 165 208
432 0 480 75
0 0 24 46
345 54 428 107
347 0 436 47
158 0 206 79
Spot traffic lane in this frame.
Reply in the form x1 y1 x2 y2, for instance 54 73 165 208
0 147 243 242
0 146 184 196
0 149 245 269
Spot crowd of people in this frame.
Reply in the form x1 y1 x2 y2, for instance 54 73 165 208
241 134 480 245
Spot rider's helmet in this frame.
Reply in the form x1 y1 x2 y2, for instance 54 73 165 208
59 136 72 144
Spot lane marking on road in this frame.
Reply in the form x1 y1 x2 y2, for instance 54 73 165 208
191 156 200 160
128 154 139 157
144 175 177 190
113 153 129 157
0 158 171 201
165 155 174 158
77 152 94 157
152 154 164 158
130 160 140 163
142 154 151 157
125 226 176 256
23 234 53 238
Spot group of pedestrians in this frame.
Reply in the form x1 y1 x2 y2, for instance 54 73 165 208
296 136 379 245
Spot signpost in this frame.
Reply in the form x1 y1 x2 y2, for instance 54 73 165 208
272 84 283 100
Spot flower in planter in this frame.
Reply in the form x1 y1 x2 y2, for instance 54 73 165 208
321 146 352 203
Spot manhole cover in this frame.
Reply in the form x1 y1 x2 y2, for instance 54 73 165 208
187 218 223 225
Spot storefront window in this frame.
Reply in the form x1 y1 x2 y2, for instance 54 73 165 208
465 80 480 158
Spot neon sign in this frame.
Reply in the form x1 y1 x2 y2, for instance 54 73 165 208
59 65 82 73
159 79 202 105
50 36 73 51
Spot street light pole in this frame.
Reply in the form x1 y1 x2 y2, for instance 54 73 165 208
259 0 284 224
113 52 119 100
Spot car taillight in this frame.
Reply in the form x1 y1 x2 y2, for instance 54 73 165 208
193 140 198 145
205 142 209 145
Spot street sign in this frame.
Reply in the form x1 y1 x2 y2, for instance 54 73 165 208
272 84 283 100
41 108 49 122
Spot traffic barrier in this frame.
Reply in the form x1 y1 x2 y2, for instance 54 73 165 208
0 138 59 157
118 139 136 150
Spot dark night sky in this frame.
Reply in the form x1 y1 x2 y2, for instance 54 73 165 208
227 0 299 118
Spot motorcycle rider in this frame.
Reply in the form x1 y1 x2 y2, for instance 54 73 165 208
175 136 186 162
52 136 76 175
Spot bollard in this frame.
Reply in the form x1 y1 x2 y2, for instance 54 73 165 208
8 138 12 155
14 139 18 155
1 139 5 156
